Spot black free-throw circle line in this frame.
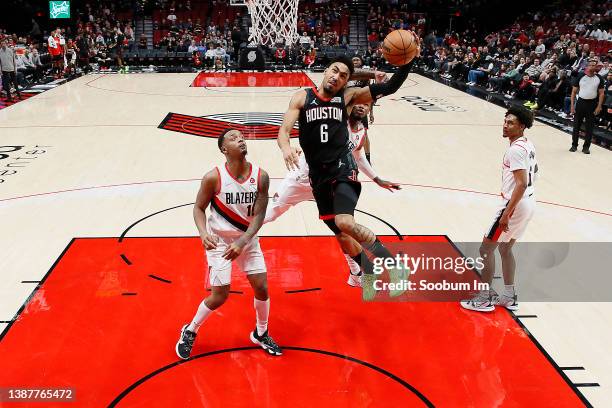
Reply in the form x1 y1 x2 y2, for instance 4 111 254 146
107 346 434 407
305 199 402 239
118 202 195 242
353 208 403 240
119 200 402 243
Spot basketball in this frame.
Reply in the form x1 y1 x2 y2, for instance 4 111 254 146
382 30 419 66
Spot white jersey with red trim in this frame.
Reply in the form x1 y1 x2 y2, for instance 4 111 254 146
294 120 367 180
501 137 537 200
347 120 367 153
208 162 260 237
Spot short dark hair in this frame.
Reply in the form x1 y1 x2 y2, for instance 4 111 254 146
218 128 235 151
328 55 355 76
505 106 534 129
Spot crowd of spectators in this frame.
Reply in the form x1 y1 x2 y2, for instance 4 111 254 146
1 1 138 100
416 1 611 124
151 0 349 69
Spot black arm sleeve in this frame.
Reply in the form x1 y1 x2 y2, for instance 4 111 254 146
368 59 416 99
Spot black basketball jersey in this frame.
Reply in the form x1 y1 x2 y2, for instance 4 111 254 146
298 88 350 169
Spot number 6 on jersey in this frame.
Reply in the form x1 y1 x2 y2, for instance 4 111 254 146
320 124 328 143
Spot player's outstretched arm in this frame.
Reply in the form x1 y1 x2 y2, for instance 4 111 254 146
346 59 417 105
351 68 387 82
278 90 306 170
346 33 421 106
223 170 270 260
194 169 220 250
354 147 401 191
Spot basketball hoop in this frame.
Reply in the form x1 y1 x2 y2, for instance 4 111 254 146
246 0 299 47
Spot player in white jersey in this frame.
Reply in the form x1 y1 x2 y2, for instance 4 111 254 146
461 107 537 313
176 128 282 359
265 104 400 287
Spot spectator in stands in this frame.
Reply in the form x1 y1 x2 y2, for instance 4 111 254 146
535 38 545 55
490 62 521 93
597 59 609 77
529 66 560 111
299 32 311 49
559 48 577 68
525 58 543 80
124 24 135 51
139 36 148 50
274 47 287 65
13 49 30 87
515 73 536 101
570 58 605 154
167 9 178 29
231 25 242 60
29 47 44 81
204 44 216 67
192 50 202 67
79 34 93 73
16 49 37 85
0 39 20 101
214 43 229 65
213 57 225 71
603 71 612 126
467 56 494 86
64 39 78 75
303 47 316 68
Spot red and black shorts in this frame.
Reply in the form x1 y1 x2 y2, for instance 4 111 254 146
310 153 362 227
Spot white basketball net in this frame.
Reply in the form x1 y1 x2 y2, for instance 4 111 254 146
247 0 299 46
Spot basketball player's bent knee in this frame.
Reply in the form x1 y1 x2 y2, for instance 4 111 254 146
206 286 230 309
335 214 355 233
248 272 269 300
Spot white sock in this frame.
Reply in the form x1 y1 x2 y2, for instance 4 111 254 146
345 254 361 275
187 300 213 333
254 298 270 336
503 285 515 297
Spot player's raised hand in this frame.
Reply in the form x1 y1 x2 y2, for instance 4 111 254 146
409 31 422 58
283 145 301 171
374 177 402 192
202 233 218 250
223 241 245 260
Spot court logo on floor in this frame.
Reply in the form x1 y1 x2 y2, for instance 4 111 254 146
393 96 467 112
158 112 299 140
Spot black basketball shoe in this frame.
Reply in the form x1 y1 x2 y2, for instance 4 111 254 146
250 329 282 356
175 324 196 360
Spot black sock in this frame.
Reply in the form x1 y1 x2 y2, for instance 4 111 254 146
351 251 374 275
364 239 392 259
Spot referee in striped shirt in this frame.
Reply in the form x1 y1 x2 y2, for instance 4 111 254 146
570 58 605 154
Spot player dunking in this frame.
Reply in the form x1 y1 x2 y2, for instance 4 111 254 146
277 39 420 300
176 129 282 358
461 107 537 312
265 103 401 287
